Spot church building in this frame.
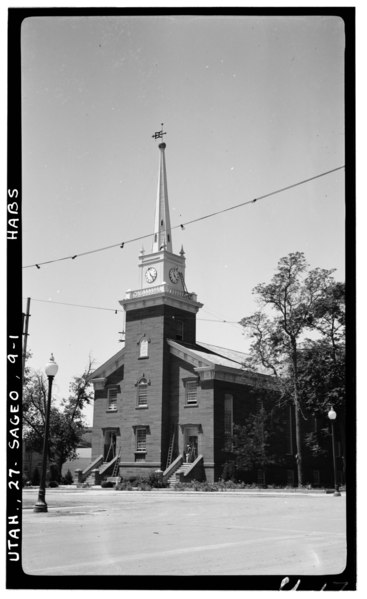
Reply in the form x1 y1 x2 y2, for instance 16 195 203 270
84 134 282 487
83 133 344 490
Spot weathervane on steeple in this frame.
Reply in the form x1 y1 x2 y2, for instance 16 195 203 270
152 123 167 142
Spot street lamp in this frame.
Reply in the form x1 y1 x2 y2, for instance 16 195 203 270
328 406 341 497
34 354 59 513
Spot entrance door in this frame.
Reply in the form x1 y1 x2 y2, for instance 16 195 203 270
188 436 198 462
104 430 117 462
184 428 199 462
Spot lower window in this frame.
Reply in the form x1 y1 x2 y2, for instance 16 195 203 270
135 427 147 461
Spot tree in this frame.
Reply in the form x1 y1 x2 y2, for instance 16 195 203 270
240 252 339 487
231 402 285 479
23 357 95 480
297 281 345 470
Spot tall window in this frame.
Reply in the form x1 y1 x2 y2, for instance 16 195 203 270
224 394 233 450
139 338 149 358
175 320 184 341
137 378 148 407
107 387 118 411
136 428 147 452
185 379 198 406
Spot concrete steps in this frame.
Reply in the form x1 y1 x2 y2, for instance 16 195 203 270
168 462 192 487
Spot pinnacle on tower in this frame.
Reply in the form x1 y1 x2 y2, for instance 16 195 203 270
152 135 172 253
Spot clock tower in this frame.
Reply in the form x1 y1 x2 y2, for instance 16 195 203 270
121 138 202 325
139 141 187 294
118 134 202 470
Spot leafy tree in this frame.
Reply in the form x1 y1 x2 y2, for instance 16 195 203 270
240 252 340 486
297 281 345 468
297 338 345 416
23 357 94 481
230 396 287 482
232 406 273 469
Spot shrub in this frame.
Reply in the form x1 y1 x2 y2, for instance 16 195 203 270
48 480 59 488
148 472 168 489
116 481 134 491
101 480 115 488
63 469 74 485
174 479 249 492
222 479 236 489
138 482 152 491
115 479 154 491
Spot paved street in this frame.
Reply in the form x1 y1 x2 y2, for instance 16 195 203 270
22 488 346 577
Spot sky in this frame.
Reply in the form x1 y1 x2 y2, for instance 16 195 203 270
20 13 346 426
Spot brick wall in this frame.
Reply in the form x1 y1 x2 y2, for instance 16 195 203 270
115 302 197 473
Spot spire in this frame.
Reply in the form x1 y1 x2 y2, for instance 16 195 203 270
152 132 172 253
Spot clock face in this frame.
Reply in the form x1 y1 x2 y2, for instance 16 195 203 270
145 267 157 283
169 267 180 284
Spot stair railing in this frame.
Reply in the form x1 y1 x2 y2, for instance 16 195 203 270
163 454 183 483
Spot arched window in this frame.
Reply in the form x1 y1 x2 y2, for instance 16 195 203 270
137 377 148 407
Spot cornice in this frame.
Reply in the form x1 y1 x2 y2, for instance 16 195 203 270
90 348 125 382
120 286 203 314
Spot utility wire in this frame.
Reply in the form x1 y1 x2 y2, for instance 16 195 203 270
176 165 345 227
26 297 124 313
23 165 344 270
24 297 241 324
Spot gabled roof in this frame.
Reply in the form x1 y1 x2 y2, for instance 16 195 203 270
90 347 125 381
90 339 274 389
197 342 248 366
197 342 270 375
168 339 275 388
167 340 244 371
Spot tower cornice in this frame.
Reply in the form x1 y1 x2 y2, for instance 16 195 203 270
120 284 203 314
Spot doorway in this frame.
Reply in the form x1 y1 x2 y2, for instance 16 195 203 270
184 428 199 463
104 430 117 462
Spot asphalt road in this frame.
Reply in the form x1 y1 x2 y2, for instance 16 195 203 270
21 488 346 578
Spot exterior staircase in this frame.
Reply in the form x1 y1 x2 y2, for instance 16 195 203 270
98 454 120 482
167 462 192 488
76 453 120 486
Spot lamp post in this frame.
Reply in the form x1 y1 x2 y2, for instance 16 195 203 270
327 406 341 497
34 354 58 513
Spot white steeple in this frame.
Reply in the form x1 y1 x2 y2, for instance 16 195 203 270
152 142 172 253
120 129 203 315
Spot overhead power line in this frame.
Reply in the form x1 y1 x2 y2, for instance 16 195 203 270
26 297 124 313
24 297 241 325
23 165 344 270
